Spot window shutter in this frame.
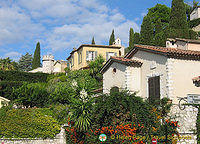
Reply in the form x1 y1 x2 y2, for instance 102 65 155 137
148 76 160 104
86 51 89 61
106 52 109 61
95 51 97 58
78 53 80 64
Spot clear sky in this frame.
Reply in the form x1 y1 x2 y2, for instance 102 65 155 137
0 0 194 61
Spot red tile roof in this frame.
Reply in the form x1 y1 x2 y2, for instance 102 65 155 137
100 57 142 74
67 44 121 60
125 44 200 60
193 76 200 82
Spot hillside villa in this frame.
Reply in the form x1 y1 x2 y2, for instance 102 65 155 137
67 38 125 70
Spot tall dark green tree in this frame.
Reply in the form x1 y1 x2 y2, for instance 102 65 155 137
125 28 135 54
109 29 115 45
129 28 134 48
140 16 154 45
134 32 140 44
18 52 33 72
91 37 95 44
32 42 41 69
168 0 189 38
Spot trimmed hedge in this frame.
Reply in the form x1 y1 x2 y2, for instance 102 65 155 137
190 18 200 28
0 108 61 139
0 71 49 83
0 81 24 100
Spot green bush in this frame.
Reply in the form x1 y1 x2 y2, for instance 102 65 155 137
12 82 49 107
0 71 49 82
0 81 24 100
0 108 60 139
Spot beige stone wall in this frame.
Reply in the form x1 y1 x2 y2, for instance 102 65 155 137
70 46 121 70
0 97 10 108
168 58 200 104
188 43 200 51
53 63 62 73
103 62 127 93
125 66 141 95
132 50 168 99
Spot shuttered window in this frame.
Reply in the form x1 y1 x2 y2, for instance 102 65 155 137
148 76 160 103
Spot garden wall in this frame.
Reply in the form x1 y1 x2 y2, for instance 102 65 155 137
171 105 198 144
0 127 66 144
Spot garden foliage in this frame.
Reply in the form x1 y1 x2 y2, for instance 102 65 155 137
0 107 60 139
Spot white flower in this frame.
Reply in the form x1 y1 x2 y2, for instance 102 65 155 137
80 89 88 101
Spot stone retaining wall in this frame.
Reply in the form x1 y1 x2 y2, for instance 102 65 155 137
171 105 198 144
0 127 66 144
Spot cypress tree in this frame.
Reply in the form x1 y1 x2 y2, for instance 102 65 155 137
92 37 95 44
32 42 41 69
129 28 134 48
168 0 189 38
109 29 115 45
134 33 140 44
140 16 154 45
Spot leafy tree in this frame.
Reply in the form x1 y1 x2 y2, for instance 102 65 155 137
109 29 115 45
141 4 170 46
0 58 18 71
18 52 33 72
140 16 154 45
147 4 171 29
32 42 41 69
91 37 95 45
134 32 140 44
88 55 105 81
168 0 189 38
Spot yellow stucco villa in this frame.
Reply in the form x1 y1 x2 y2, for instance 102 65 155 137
67 38 125 70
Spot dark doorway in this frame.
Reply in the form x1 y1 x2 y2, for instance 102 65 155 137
148 76 160 103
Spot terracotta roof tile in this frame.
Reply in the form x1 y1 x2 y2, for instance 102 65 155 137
193 76 200 82
125 44 200 60
100 57 142 74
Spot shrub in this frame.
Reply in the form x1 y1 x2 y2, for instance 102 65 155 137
190 18 200 28
0 81 23 100
12 82 49 107
0 71 49 82
0 108 60 139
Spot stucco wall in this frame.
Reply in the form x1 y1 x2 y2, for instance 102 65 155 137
70 46 122 70
132 50 168 99
188 43 200 51
125 66 141 95
103 62 127 93
176 41 187 50
169 58 200 104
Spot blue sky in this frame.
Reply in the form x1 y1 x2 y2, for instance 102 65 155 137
0 0 194 61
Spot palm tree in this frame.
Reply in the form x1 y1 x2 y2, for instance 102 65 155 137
0 58 17 71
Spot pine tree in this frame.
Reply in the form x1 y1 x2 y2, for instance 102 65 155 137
32 42 41 69
129 28 134 48
140 16 154 45
134 33 140 44
168 0 189 38
92 37 95 44
18 53 33 72
109 29 115 45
